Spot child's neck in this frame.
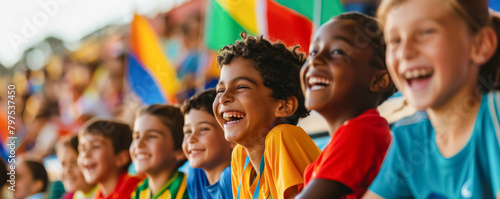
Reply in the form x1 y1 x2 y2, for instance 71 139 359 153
81 183 96 195
98 170 122 197
203 161 231 185
147 167 176 196
243 136 266 175
427 85 481 157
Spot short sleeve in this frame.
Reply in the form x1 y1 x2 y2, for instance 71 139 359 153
187 167 208 199
265 124 321 198
218 166 233 199
487 91 500 194
369 139 413 199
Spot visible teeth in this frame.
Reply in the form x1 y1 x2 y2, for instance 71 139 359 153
308 77 331 86
136 154 149 159
190 150 200 155
403 68 433 79
222 112 245 121
310 85 326 91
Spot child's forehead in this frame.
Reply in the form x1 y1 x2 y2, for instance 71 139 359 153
316 19 363 40
185 109 218 124
219 58 262 83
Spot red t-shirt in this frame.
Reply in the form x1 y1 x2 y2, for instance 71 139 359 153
95 172 143 199
303 109 392 199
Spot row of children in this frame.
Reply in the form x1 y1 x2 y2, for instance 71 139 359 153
16 0 500 198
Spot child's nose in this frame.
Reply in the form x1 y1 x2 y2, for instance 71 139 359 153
187 132 198 143
311 57 325 67
219 91 234 105
397 39 418 60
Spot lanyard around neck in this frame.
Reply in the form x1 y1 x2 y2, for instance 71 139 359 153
237 155 265 199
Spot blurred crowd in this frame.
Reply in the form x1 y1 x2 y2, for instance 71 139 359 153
0 0 386 198
0 0 211 168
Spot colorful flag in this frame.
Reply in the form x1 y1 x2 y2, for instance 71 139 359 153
128 14 180 105
204 0 343 53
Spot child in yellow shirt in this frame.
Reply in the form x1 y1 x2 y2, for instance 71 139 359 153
214 32 321 199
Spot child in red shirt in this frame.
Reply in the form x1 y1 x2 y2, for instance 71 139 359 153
77 118 143 199
296 12 395 199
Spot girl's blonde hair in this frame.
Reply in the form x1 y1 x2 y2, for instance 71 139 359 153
377 0 500 91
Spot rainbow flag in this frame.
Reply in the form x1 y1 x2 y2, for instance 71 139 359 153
128 14 179 105
204 0 343 53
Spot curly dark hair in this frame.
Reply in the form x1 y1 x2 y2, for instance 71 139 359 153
181 88 216 116
216 32 309 125
336 12 397 104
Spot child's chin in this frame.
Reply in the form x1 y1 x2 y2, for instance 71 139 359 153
84 176 98 184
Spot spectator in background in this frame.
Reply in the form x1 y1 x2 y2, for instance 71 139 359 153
77 118 142 199
14 159 49 199
56 135 97 199
18 95 59 161
176 13 203 102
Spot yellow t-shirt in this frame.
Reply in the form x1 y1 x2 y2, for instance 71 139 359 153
232 124 321 199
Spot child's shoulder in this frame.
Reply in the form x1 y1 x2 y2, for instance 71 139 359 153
267 124 307 137
265 124 320 155
265 124 312 145
337 109 392 141
390 111 433 148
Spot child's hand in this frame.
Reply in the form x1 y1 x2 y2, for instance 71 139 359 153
496 190 499 199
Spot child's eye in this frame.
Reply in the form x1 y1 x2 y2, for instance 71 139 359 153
331 49 345 55
184 130 192 134
389 37 401 45
236 85 248 90
201 127 210 132
421 28 435 35
309 50 317 56
216 88 225 93
147 135 158 139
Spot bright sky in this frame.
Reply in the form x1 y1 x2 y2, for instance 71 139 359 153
0 0 188 68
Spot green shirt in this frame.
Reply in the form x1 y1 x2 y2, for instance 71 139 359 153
131 171 188 199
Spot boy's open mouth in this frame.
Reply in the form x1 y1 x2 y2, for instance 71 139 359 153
83 163 97 172
221 111 246 124
307 76 331 91
403 68 434 90
134 153 151 160
188 148 205 156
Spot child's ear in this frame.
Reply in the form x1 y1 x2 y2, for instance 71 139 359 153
370 70 392 93
115 150 131 169
31 179 44 195
471 26 498 65
275 96 298 118
174 149 186 162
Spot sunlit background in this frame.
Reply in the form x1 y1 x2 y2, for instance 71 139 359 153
0 0 499 198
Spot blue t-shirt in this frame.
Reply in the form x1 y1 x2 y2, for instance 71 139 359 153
370 92 500 199
187 166 232 199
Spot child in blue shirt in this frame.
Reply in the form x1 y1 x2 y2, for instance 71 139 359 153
364 0 500 198
181 89 234 199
